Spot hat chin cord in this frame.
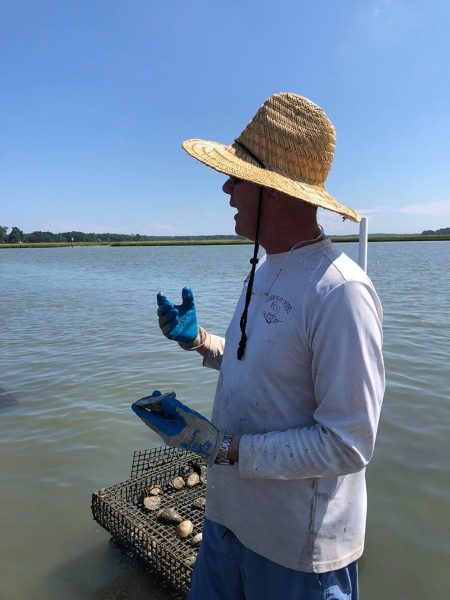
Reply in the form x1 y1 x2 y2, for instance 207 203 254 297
233 139 267 361
237 187 263 361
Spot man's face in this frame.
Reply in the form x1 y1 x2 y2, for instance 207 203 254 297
222 178 262 241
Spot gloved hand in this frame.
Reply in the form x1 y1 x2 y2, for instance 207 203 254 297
157 287 206 350
131 391 224 466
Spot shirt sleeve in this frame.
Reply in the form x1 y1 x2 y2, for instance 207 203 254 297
203 334 225 371
239 280 385 479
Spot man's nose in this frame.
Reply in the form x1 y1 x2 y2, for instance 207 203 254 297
222 178 232 194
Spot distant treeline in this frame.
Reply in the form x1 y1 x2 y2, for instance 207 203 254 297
421 227 450 235
1 225 449 245
26 232 247 243
0 227 246 244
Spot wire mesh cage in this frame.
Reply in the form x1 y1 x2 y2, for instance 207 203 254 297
91 447 207 597
93 540 185 600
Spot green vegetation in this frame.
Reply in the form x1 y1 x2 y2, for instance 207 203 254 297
422 227 450 235
0 226 24 244
0 228 248 245
0 225 449 249
1 234 450 249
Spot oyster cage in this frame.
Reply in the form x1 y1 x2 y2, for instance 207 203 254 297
91 447 207 597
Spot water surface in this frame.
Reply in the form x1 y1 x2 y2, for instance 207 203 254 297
1 242 449 599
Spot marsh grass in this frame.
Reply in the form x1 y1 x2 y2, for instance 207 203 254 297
1 235 449 249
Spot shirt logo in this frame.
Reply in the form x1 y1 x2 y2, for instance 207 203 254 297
262 295 292 324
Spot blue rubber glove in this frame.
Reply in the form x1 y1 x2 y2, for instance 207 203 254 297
131 391 224 466
157 287 199 345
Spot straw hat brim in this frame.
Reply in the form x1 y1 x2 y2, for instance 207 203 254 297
182 139 361 223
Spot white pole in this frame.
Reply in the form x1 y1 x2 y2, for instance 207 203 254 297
358 217 368 273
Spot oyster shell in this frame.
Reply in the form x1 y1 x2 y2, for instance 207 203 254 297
185 472 200 487
191 497 206 510
192 463 207 484
170 476 186 490
143 496 161 511
156 507 183 525
190 532 202 546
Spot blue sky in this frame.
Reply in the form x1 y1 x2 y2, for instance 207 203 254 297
1 0 449 236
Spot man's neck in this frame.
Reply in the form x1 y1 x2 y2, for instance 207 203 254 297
262 225 324 254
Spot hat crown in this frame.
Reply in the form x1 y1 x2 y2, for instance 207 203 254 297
234 93 336 187
181 92 360 222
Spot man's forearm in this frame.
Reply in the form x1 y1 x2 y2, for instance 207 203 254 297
228 434 240 463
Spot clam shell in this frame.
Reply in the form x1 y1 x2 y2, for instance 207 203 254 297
156 508 183 525
176 520 193 539
148 486 163 496
143 496 161 511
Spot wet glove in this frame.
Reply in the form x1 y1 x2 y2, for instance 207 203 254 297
131 391 224 466
156 287 206 350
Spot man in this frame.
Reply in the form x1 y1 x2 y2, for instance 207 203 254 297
132 93 385 599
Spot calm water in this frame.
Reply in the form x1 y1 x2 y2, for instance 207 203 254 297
0 242 449 600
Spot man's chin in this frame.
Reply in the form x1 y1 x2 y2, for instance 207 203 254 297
234 223 255 242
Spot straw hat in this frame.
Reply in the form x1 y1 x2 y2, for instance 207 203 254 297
182 92 360 223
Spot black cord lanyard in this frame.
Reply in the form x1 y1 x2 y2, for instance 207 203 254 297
233 140 266 361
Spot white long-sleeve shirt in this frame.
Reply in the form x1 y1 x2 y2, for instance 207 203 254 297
203 239 385 573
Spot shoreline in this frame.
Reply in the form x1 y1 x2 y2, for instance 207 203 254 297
1 235 450 249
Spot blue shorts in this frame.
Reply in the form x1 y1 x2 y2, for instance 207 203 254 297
188 518 358 600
